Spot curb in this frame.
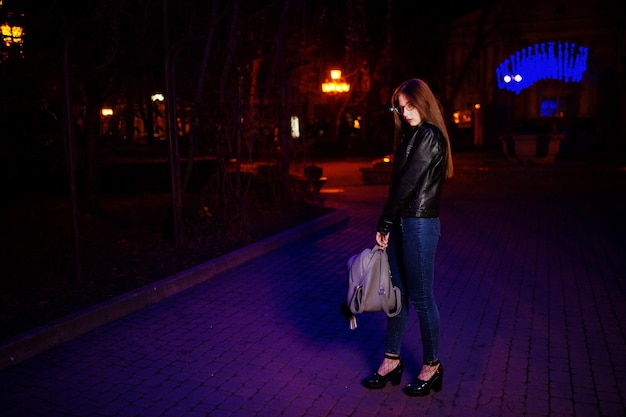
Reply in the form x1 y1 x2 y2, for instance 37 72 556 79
0 208 349 370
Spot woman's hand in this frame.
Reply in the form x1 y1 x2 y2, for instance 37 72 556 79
376 232 389 249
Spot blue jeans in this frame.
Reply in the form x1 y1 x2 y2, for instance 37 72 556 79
385 217 441 363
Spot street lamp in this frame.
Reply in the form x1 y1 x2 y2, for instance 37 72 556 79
1 14 25 60
321 69 351 148
322 69 350 94
151 93 164 102
151 92 166 140
1 22 22 46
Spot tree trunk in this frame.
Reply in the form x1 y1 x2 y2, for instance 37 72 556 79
182 0 220 192
83 87 102 215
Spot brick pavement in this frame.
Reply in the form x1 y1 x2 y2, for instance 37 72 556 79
0 152 625 417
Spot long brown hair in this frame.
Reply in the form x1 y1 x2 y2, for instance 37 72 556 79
391 78 454 178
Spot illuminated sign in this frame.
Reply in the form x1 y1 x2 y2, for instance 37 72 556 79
496 41 588 94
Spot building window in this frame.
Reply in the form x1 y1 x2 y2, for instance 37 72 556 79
540 97 566 118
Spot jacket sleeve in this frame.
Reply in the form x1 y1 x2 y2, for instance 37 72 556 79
376 127 442 234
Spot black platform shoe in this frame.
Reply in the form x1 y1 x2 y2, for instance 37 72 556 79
404 359 443 396
363 354 403 389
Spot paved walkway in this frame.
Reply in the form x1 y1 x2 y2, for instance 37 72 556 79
1 152 625 417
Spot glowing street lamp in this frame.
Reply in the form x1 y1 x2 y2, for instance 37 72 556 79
0 23 23 46
1 22 22 46
1 15 25 60
321 69 351 142
322 69 350 94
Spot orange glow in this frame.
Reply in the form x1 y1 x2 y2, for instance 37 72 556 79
322 69 350 94
322 81 350 93
1 23 23 47
453 110 472 128
330 70 342 80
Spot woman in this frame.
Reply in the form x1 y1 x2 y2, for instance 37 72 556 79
364 78 453 396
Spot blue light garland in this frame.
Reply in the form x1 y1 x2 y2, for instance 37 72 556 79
496 41 588 94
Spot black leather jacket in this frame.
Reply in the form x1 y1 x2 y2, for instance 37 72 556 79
377 122 447 234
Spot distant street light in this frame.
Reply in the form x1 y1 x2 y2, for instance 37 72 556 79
322 69 350 94
321 69 351 144
151 93 166 140
1 13 25 60
1 22 22 46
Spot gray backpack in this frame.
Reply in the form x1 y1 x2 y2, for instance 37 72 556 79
347 245 402 326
